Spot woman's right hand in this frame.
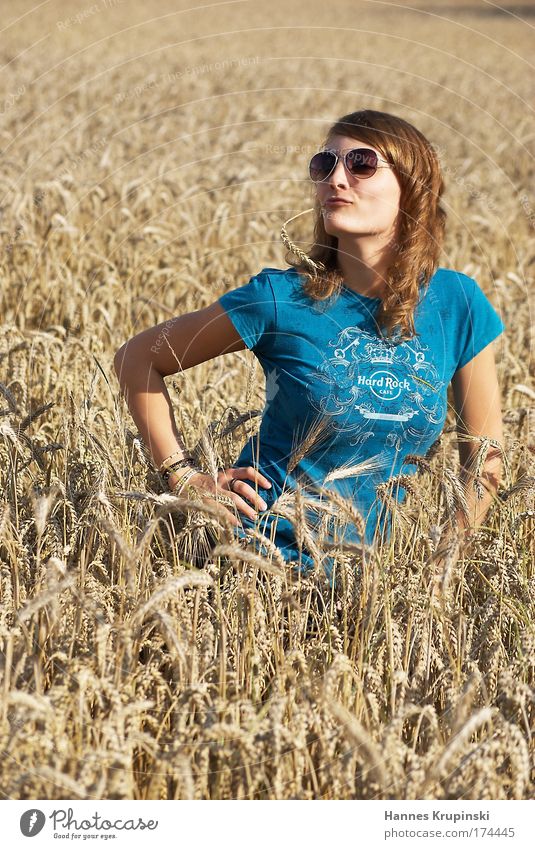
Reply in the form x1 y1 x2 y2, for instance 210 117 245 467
169 466 272 527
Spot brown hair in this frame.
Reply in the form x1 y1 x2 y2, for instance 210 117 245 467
281 109 447 342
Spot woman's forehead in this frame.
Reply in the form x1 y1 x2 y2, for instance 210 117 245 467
324 133 383 155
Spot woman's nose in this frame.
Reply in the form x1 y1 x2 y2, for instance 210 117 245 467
328 156 349 186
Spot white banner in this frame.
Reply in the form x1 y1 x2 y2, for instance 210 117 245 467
3 799 533 848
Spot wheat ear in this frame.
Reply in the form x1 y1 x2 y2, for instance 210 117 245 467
280 208 326 276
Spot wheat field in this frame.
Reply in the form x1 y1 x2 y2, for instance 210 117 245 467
0 0 534 800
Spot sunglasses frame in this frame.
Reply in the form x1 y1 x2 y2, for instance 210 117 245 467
309 146 393 182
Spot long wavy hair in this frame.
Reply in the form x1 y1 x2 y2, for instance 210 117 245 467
281 109 447 342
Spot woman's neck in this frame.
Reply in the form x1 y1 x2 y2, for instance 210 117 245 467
335 233 399 299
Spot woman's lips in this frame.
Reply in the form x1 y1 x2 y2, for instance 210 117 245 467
325 199 352 205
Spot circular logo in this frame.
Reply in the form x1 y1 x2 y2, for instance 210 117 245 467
365 369 408 401
20 809 46 837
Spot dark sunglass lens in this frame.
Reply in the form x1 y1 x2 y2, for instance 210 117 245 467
347 148 378 176
309 151 336 181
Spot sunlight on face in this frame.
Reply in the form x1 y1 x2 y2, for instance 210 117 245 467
314 133 402 240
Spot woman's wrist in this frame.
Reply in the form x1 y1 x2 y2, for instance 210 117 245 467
168 464 202 491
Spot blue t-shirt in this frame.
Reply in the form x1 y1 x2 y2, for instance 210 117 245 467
217 266 505 581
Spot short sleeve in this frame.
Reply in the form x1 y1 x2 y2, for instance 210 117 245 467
218 269 277 355
454 275 505 372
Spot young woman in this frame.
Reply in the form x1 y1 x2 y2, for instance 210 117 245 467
113 109 505 582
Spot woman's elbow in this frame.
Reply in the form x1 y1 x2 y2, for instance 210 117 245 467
113 343 128 381
113 339 160 386
113 341 143 384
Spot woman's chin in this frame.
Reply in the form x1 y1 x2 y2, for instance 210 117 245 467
324 222 359 237
322 212 358 232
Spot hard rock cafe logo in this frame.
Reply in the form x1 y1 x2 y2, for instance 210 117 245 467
357 370 411 406
305 326 447 449
350 342 413 417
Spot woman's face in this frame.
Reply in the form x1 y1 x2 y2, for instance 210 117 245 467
314 133 403 241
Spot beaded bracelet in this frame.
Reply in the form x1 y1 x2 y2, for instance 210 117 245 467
158 452 182 473
171 466 202 495
161 456 197 482
158 451 193 474
158 450 195 474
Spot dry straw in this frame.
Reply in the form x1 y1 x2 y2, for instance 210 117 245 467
280 208 326 277
0 10 532 800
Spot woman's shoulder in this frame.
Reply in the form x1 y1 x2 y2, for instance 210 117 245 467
424 266 480 307
255 266 305 295
259 265 486 311
429 265 475 288
424 268 504 335
265 265 478 299
258 265 300 280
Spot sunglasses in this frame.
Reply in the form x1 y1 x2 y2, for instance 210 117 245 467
308 147 393 182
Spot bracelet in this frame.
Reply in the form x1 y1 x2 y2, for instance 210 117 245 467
171 466 202 495
158 449 194 474
170 470 237 515
161 456 197 481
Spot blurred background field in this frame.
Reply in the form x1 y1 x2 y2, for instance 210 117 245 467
0 0 534 799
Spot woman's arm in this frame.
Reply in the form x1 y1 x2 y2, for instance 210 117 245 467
450 340 504 533
113 301 245 468
113 301 272 517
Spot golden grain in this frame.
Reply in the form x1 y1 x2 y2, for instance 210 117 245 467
0 0 532 801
